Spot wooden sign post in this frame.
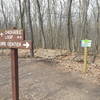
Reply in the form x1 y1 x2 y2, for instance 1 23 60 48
83 47 88 73
11 48 19 100
81 39 92 73
0 29 32 100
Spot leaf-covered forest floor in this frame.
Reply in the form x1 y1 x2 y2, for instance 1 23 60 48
0 49 100 100
55 52 100 86
0 48 100 85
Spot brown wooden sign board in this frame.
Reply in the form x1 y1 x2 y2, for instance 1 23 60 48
0 28 32 100
0 29 24 41
0 40 32 49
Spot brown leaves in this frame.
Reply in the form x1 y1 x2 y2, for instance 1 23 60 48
56 53 100 85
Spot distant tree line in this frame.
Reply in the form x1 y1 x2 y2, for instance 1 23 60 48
0 0 100 60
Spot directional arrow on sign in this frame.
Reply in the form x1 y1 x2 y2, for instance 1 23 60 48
23 42 30 48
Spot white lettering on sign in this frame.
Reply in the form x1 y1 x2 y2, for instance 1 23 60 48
7 42 21 47
17 36 22 39
5 35 13 39
0 30 23 40
5 30 22 35
0 42 6 46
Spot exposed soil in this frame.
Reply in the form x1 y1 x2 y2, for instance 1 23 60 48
0 56 100 100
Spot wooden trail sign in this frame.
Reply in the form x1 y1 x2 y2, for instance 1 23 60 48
0 29 24 41
0 41 32 49
0 28 32 100
81 40 92 48
81 39 92 73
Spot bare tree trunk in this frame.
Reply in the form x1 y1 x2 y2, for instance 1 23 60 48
0 0 8 55
52 0 57 48
18 0 24 29
1 0 7 28
92 0 100 63
67 0 73 52
95 0 100 53
18 0 26 41
57 1 63 49
36 0 46 49
80 0 90 39
26 0 34 56
47 0 53 49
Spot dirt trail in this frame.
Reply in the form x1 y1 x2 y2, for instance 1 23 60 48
0 56 100 100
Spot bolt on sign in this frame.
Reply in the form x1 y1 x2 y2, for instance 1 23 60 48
0 29 24 41
0 28 32 100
